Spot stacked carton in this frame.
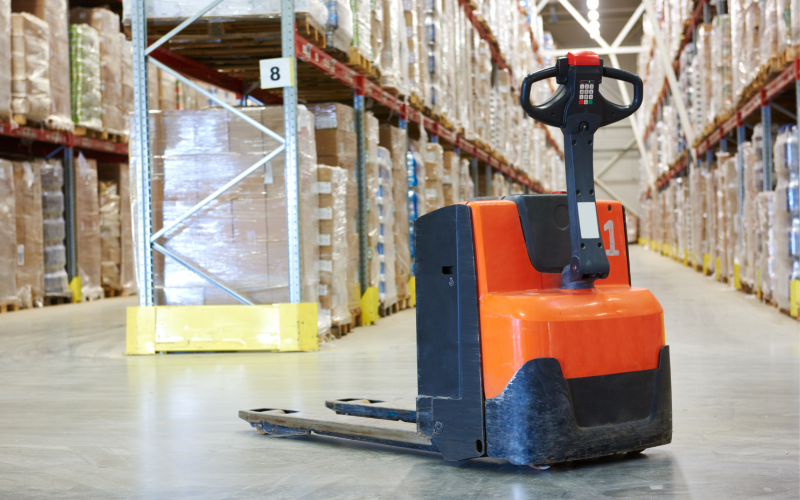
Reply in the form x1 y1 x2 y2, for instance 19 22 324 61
12 0 72 131
99 162 136 295
99 180 121 290
0 160 17 307
423 143 444 213
70 8 125 134
307 103 360 311
379 125 410 300
75 153 103 301
41 159 69 295
459 158 474 201
0 2 10 121
14 161 44 308
70 24 102 129
139 106 322 323
11 12 50 122
442 151 460 206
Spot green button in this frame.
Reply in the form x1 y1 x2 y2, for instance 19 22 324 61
588 100 593 104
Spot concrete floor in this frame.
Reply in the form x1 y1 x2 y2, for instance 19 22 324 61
0 246 797 499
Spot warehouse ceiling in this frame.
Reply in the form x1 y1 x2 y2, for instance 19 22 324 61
539 0 643 73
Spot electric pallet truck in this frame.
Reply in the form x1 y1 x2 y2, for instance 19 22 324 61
239 51 672 467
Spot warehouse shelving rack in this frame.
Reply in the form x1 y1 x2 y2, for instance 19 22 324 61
0 112 129 302
129 0 561 311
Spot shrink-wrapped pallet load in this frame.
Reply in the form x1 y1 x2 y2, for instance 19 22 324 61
0 160 18 307
423 143 444 213
372 146 397 304
372 0 384 74
41 159 69 296
70 24 102 129
14 161 44 308
459 158 473 201
308 103 360 310
404 0 423 105
317 165 353 327
761 0 779 63
122 0 330 38
121 34 133 131
722 156 739 284
379 125 410 300
99 180 121 291
135 106 322 327
75 153 103 301
70 8 125 134
704 167 717 275
773 126 798 312
442 151 460 205
352 0 372 62
98 162 136 295
756 191 777 302
12 0 72 131
694 24 713 128
745 0 761 83
741 142 760 290
711 15 733 119
11 13 50 122
0 2 10 121
325 0 354 54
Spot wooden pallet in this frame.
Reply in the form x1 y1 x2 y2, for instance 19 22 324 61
12 114 26 126
73 125 106 140
44 294 72 307
409 94 424 112
346 47 373 76
397 294 412 311
331 307 362 338
379 299 399 318
102 286 130 298
0 302 20 314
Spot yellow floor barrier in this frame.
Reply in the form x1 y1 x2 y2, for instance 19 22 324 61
360 287 379 326
69 277 82 303
126 303 318 355
408 277 416 308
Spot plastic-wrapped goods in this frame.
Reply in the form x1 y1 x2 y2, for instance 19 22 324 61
98 180 121 290
11 13 50 122
756 191 777 301
459 158 473 201
372 146 397 304
70 24 102 129
14 161 44 308
74 153 102 301
773 126 798 311
70 8 125 134
99 162 137 295
136 106 322 323
325 0 354 53
732 0 748 101
0 2 10 120
424 143 444 213
352 0 372 61
121 34 133 130
690 167 706 268
307 102 355 132
404 0 422 102
762 0 779 62
380 0 408 94
715 154 738 281
704 166 717 275
711 15 733 119
372 0 384 73
745 1 761 84
694 24 713 128
40 159 69 296
0 160 18 306
12 0 72 131
740 142 760 289
122 0 329 36
777 0 792 54
442 151 459 205
317 165 352 326
626 212 640 244
793 0 800 42
379 125 410 299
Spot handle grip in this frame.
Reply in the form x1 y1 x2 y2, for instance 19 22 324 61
599 66 643 126
519 67 567 128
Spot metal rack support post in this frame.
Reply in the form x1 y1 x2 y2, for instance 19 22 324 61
282 0 301 303
62 147 77 281
762 97 773 191
354 81 368 293
131 0 154 306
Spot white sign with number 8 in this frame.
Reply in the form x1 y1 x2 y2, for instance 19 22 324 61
260 57 294 89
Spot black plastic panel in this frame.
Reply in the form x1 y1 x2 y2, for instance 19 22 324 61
505 194 571 273
415 204 485 461
485 346 672 465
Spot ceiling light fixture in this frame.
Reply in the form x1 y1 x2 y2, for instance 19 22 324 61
587 9 599 20
587 0 599 10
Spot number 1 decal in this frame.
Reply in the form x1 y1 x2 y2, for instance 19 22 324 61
604 219 619 257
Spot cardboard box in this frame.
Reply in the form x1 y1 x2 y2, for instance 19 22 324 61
75 154 102 300
13 161 44 307
0 160 17 304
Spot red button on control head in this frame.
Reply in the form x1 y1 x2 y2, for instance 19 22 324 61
579 100 583 105
567 51 600 66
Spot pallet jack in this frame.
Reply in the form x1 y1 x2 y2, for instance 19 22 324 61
239 52 672 467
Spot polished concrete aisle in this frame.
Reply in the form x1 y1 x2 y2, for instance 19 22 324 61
0 246 797 499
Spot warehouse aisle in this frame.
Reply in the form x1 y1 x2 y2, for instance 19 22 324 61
0 246 797 499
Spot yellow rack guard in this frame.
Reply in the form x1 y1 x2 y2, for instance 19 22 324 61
126 303 318 355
